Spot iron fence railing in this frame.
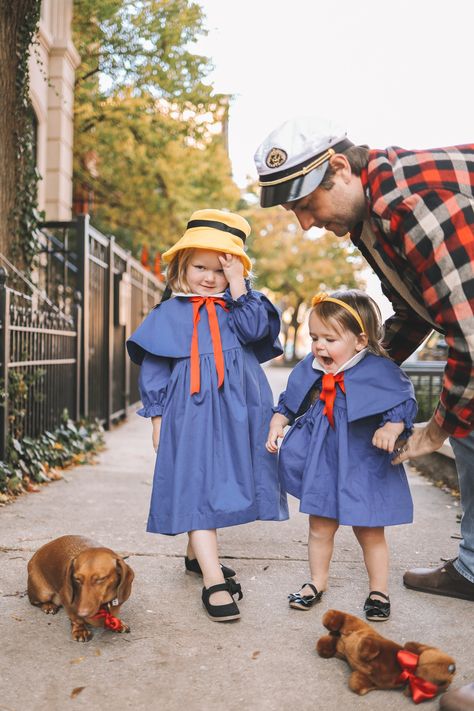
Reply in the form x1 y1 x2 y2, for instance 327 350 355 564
0 269 81 458
38 215 164 426
402 360 445 422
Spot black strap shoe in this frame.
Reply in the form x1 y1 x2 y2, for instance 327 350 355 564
288 582 323 610
185 556 236 580
202 579 242 622
364 591 390 621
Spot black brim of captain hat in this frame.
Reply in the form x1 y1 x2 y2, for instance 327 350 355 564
259 162 329 208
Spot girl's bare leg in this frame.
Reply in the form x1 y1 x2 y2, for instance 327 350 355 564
352 526 389 597
188 529 231 605
186 533 195 560
299 515 339 596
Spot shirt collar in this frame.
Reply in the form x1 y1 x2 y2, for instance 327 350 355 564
312 348 368 375
171 291 226 298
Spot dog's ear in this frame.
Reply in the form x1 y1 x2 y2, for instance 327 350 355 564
115 558 134 603
61 558 76 605
404 642 429 655
358 636 381 662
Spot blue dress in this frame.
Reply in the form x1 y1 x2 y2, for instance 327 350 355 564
275 353 417 527
127 289 289 535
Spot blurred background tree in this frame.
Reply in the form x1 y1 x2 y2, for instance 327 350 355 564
72 0 239 255
245 202 364 359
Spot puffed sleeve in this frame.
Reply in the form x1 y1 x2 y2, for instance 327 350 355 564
272 392 297 423
226 289 273 343
379 398 418 437
137 353 172 418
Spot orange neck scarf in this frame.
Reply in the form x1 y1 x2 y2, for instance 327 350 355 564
189 296 228 395
319 372 345 428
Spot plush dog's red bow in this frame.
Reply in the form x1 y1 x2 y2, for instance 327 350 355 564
396 650 439 703
92 607 124 632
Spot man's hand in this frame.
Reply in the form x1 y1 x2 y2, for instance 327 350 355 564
391 416 448 465
152 416 162 452
266 413 290 453
372 421 405 452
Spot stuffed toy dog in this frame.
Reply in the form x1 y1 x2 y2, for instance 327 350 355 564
316 609 456 703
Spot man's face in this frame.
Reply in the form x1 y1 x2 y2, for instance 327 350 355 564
283 159 366 236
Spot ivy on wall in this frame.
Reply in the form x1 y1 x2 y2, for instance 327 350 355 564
11 0 43 272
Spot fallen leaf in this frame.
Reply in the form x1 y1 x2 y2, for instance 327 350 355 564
70 687 85 699
251 650 260 660
95 649 102 656
69 656 85 664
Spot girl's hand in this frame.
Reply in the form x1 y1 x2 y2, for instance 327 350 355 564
266 413 290 453
372 421 405 453
152 416 162 452
218 253 246 299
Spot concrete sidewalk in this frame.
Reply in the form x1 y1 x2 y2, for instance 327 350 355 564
0 365 470 711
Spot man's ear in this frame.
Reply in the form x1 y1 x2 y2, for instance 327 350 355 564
328 153 352 180
355 333 369 351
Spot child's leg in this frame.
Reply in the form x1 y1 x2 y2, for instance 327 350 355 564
352 526 389 595
299 515 339 595
188 529 232 604
186 532 195 560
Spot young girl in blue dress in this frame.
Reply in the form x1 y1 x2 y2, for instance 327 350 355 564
127 209 288 622
266 290 417 621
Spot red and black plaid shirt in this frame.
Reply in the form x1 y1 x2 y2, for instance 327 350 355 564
352 145 474 437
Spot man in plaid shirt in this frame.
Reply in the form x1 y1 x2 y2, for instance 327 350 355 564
254 118 474 606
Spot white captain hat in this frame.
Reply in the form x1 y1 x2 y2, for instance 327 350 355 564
254 117 353 208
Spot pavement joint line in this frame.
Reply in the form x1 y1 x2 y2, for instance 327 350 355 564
0 547 413 569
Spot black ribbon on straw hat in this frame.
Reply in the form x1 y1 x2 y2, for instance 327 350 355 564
187 219 247 243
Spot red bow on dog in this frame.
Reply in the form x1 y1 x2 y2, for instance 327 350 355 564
396 650 438 703
92 607 124 632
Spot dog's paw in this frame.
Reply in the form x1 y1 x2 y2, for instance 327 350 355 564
71 624 93 642
40 602 60 615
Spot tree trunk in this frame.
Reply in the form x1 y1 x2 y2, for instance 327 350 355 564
0 0 39 261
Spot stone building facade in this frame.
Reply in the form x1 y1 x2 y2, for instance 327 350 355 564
29 0 79 219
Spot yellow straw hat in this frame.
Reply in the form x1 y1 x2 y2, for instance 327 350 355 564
162 209 252 275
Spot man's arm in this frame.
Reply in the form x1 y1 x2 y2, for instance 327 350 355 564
389 188 474 453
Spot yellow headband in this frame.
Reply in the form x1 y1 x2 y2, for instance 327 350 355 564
311 292 366 334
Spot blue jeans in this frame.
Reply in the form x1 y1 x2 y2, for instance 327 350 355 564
451 430 474 582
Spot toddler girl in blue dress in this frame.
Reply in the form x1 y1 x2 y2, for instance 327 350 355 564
127 209 288 622
266 290 417 621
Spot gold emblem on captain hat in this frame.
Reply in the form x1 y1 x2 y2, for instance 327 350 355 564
265 147 288 169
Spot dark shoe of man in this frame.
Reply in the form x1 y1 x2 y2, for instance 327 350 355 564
403 559 474 601
440 683 474 711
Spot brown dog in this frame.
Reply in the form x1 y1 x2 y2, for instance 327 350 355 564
27 535 134 642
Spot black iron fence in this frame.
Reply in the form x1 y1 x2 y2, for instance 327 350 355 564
0 217 163 459
402 361 445 422
0 269 81 458
38 215 164 427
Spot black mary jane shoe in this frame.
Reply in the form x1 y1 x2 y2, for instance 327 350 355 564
364 591 391 621
185 556 236 580
202 578 243 622
288 582 323 610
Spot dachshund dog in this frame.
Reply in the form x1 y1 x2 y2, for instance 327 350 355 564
27 535 134 642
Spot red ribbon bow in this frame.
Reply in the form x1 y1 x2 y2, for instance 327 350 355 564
319 372 345 428
189 296 228 395
396 649 439 704
92 607 124 632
